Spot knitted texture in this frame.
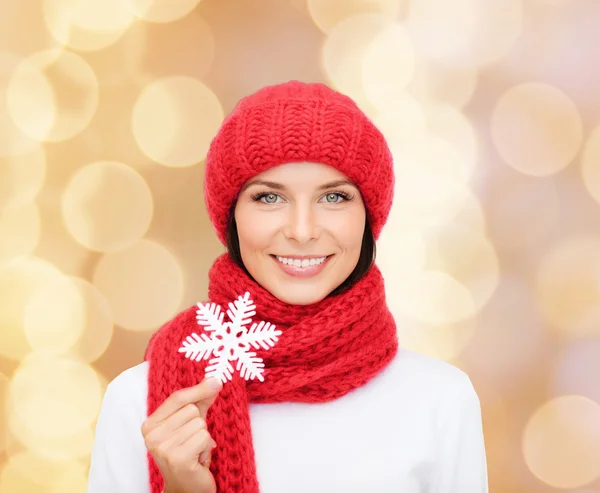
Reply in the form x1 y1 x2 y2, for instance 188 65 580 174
145 253 399 493
204 80 394 244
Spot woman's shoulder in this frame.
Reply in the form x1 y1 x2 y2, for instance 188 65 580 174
375 348 479 406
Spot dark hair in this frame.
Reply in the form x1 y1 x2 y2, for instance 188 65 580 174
226 206 376 297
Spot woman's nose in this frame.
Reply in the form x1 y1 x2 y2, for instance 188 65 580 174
283 205 318 243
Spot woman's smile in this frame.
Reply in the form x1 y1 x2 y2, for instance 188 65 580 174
270 254 334 278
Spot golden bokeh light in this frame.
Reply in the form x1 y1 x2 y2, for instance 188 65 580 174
390 134 473 229
0 53 39 157
308 0 402 33
407 0 522 66
0 451 88 493
362 23 415 111
377 229 427 280
7 354 103 440
491 83 583 176
581 126 600 207
391 270 476 324
23 275 85 354
409 57 478 108
486 173 560 250
0 203 41 266
428 224 500 312
461 278 547 385
392 308 477 361
8 408 95 461
132 76 224 167
62 161 153 252
92 239 184 331
372 92 427 154
322 13 393 114
447 188 487 235
5 55 55 144
126 0 204 23
0 145 46 210
0 257 64 361
43 0 135 52
425 103 478 170
7 49 99 142
0 373 8 454
535 236 600 337
69 279 114 363
523 395 600 489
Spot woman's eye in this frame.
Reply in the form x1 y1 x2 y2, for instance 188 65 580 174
262 193 279 204
325 193 343 203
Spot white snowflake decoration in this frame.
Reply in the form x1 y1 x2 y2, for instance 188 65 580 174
178 292 282 383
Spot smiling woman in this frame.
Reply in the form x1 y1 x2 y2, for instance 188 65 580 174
230 162 370 304
88 81 488 493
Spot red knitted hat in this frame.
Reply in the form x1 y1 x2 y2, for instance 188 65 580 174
204 80 395 244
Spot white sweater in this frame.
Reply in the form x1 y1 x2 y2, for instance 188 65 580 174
87 348 488 493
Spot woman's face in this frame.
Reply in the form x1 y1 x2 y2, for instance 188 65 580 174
234 162 366 305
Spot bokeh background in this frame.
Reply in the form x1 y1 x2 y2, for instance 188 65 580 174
1 0 600 491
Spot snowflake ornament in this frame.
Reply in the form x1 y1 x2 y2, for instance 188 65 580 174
178 292 282 383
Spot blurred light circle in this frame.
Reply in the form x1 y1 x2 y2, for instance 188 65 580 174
0 52 39 156
5 55 55 143
0 145 46 210
523 395 600 488
461 277 548 388
392 270 476 324
581 126 600 207
409 57 478 108
126 0 204 23
62 161 153 252
308 0 402 33
0 373 7 454
8 354 102 439
93 239 184 331
377 229 427 280
0 257 63 361
0 203 41 265
392 309 477 361
552 337 600 405
8 410 95 461
322 13 393 113
23 275 85 353
535 236 600 337
69 279 113 363
425 103 478 169
362 23 415 111
486 173 559 249
43 0 135 52
429 224 500 312
7 49 99 142
372 93 427 154
491 83 583 176
407 0 522 66
132 76 223 167
447 188 487 235
0 451 88 492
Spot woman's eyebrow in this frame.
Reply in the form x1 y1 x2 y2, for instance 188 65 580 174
317 180 356 190
241 180 286 191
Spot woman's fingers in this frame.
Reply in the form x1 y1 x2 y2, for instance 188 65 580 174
144 377 222 429
168 428 213 468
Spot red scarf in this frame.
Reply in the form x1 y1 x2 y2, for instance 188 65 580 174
145 253 398 492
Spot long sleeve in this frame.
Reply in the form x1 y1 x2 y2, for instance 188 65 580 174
431 373 489 493
87 362 151 493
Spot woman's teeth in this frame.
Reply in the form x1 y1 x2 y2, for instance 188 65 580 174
276 256 327 268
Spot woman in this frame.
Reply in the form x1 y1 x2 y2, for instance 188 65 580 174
88 81 488 493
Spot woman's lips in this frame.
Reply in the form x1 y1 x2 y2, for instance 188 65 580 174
271 255 332 278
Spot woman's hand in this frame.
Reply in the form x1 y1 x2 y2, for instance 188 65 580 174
142 378 223 493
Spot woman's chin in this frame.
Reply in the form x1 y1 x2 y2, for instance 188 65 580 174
264 279 332 306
